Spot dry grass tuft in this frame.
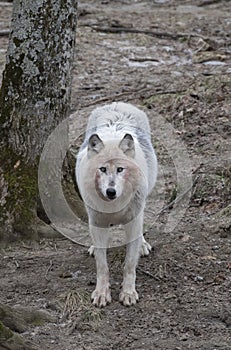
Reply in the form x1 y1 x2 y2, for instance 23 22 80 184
59 290 104 333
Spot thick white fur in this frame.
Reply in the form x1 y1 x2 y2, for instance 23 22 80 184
76 102 157 307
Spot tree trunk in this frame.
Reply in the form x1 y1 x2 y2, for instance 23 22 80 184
0 0 78 242
0 321 37 350
0 303 54 350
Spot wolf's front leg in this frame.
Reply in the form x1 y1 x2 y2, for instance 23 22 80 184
90 226 111 307
120 213 143 306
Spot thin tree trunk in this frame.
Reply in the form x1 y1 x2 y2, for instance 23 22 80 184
0 0 78 241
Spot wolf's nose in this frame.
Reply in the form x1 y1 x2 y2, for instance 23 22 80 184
106 188 116 200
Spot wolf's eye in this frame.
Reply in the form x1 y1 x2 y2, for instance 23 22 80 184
99 167 107 173
117 167 124 173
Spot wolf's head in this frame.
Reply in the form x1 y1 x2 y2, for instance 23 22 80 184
87 133 140 202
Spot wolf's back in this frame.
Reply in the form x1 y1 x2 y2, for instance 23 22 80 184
86 102 151 135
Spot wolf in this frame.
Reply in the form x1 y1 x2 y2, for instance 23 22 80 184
76 102 158 307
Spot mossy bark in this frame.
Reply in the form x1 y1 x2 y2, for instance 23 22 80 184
0 303 54 349
0 321 36 350
0 0 78 242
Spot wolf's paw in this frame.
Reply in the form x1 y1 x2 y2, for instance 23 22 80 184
91 286 111 308
88 245 95 256
140 239 152 257
119 289 139 306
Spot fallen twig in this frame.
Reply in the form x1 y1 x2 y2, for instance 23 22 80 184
45 260 53 281
81 88 186 108
13 259 20 268
0 2 13 7
137 267 161 281
87 25 209 41
0 29 10 37
81 91 132 107
198 0 229 6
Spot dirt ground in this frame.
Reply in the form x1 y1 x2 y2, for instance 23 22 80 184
0 0 231 349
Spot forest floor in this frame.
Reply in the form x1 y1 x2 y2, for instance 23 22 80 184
0 0 231 349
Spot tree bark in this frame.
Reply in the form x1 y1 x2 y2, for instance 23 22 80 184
0 0 78 241
0 321 37 350
0 303 54 350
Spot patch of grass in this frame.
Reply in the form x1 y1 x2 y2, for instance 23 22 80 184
59 289 104 333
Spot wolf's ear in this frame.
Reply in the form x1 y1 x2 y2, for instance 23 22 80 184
119 134 135 157
88 134 104 156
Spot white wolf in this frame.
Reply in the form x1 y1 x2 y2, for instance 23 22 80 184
76 102 157 307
